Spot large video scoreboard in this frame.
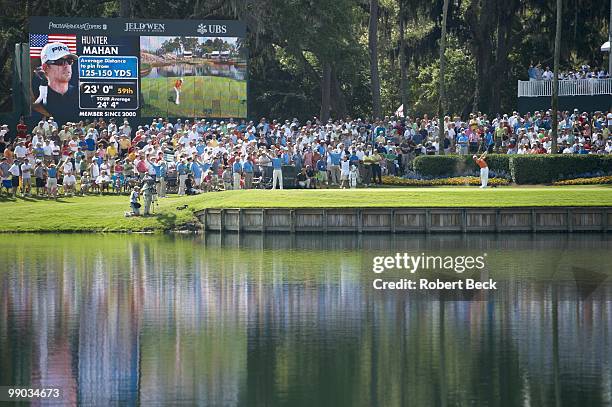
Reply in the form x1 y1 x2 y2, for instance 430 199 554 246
29 17 247 124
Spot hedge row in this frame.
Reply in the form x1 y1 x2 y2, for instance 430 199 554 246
412 155 612 184
509 155 612 184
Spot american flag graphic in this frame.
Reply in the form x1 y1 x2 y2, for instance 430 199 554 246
29 34 77 59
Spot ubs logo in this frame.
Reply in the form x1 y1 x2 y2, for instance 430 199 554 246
197 24 227 34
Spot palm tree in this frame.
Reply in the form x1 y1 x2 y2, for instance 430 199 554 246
398 0 409 114
369 0 382 120
551 0 562 154
438 0 449 155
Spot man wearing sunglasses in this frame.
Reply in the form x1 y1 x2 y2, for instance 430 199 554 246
32 42 78 124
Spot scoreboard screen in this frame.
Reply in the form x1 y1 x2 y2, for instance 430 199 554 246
78 57 139 110
29 17 247 124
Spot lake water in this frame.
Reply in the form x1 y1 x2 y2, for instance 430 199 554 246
0 233 610 406
144 62 246 81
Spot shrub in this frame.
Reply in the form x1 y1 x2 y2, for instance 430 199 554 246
510 155 612 184
484 155 512 177
411 155 466 177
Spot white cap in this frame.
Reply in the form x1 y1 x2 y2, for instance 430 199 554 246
41 42 77 64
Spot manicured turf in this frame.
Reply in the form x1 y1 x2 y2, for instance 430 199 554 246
0 194 204 232
0 186 610 232
140 75 247 118
193 186 612 209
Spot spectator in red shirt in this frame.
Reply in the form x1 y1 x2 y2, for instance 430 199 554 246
16 118 27 140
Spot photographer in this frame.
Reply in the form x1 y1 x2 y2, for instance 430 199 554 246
142 175 156 216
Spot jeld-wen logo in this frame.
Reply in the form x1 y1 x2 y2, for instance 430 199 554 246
124 22 166 32
197 24 227 34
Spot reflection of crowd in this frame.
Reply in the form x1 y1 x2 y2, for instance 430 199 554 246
528 63 610 80
0 108 611 199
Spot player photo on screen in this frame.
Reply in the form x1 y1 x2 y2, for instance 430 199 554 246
139 36 247 119
29 34 79 124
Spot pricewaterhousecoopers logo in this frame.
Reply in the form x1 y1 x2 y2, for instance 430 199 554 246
124 22 166 33
197 23 227 34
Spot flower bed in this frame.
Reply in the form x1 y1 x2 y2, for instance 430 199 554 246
552 176 612 186
382 176 510 187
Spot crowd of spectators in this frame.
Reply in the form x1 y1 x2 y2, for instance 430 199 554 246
528 63 609 81
0 108 610 199
443 109 611 155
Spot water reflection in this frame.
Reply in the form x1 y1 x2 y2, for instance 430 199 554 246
0 234 610 406
145 62 246 81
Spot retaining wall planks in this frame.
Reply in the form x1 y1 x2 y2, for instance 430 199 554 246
196 207 612 233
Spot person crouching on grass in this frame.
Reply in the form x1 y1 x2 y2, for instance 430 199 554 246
62 170 76 196
472 152 488 188
128 186 141 216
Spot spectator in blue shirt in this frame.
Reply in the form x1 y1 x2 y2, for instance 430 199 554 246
316 156 328 187
317 143 326 156
176 159 189 196
281 150 291 165
241 158 253 189
267 150 283 189
154 159 167 198
457 132 469 155
329 150 342 186
349 151 360 167
196 141 206 155
484 131 494 153
528 64 537 81
85 135 96 158
191 159 203 188
293 151 303 171
232 157 242 190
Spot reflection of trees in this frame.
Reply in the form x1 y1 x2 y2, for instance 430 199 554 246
0 234 610 405
155 37 242 59
198 38 232 56
159 37 182 55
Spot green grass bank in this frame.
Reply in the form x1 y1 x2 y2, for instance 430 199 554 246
0 186 611 233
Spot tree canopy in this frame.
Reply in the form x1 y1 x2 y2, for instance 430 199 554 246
0 0 608 118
